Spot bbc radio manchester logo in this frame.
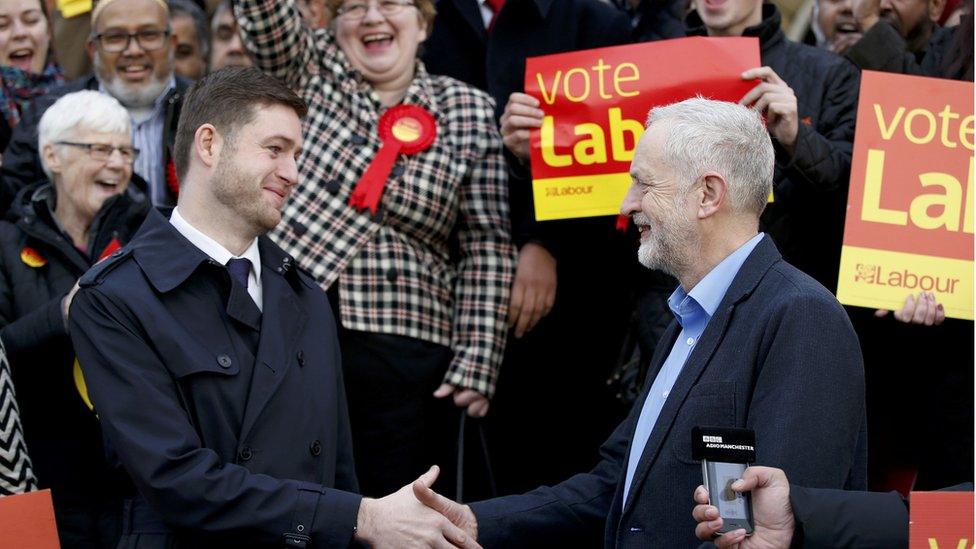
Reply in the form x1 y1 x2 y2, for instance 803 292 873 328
854 264 962 294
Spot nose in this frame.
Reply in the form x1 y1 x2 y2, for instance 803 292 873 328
878 0 893 11
362 2 385 23
619 183 641 216
11 20 30 39
122 34 147 56
105 148 128 169
278 156 300 187
228 31 245 53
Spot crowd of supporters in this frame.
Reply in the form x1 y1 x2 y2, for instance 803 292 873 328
0 0 971 546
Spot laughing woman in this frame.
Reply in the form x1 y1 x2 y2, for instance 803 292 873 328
0 0 62 152
0 90 149 548
235 0 515 497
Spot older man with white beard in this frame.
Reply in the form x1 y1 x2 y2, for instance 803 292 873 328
1 0 190 214
412 98 868 548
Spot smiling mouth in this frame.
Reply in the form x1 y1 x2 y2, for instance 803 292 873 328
95 179 121 191
8 48 34 70
835 21 859 33
361 33 394 51
118 64 152 78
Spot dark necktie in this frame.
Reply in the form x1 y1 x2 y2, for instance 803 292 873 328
226 258 252 289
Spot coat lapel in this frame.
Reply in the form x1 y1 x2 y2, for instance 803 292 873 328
620 236 782 514
448 0 488 41
238 263 308 442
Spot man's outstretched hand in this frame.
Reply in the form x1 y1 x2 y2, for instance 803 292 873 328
355 466 482 548
412 473 479 543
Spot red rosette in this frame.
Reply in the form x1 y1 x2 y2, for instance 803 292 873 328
349 104 437 214
379 104 436 154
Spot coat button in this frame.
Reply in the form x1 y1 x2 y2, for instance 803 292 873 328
310 440 322 456
297 350 306 367
391 164 405 177
325 180 341 194
239 447 252 461
217 354 232 368
385 267 398 282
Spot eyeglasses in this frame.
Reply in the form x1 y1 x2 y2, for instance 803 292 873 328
56 142 141 164
336 0 416 21
93 29 170 53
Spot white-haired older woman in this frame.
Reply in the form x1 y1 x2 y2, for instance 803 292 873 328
0 89 149 547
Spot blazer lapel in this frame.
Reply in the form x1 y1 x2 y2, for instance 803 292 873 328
238 269 307 442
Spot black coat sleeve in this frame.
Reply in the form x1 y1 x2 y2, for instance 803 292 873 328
69 286 362 547
0 99 47 215
777 59 860 195
789 485 908 548
469 396 631 548
845 21 930 77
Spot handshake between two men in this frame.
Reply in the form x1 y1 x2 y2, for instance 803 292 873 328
356 465 479 549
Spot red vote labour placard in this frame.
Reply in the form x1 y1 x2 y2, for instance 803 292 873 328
837 71 974 320
524 37 760 221
909 491 974 549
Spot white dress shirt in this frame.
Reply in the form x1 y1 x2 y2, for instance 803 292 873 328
170 207 264 311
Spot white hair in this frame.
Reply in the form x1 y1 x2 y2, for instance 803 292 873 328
646 97 774 215
38 91 132 180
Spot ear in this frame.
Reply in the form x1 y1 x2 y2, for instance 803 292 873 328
194 124 222 169
928 0 947 22
417 11 429 42
42 144 62 176
697 172 729 219
86 38 97 63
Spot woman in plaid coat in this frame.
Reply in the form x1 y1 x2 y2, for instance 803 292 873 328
234 0 516 497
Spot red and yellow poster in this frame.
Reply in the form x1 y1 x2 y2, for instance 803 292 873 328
837 71 974 320
525 37 760 221
908 491 973 548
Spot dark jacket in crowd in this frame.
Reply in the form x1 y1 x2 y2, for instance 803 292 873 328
846 20 975 81
621 0 689 42
0 74 190 216
687 5 860 291
0 181 150 545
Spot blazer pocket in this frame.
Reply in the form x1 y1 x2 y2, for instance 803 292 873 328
671 381 737 465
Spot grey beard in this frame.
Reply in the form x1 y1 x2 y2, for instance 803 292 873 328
95 55 172 109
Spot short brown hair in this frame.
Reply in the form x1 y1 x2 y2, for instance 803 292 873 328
324 0 436 29
173 66 308 181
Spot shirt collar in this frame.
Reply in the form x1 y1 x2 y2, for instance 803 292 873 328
170 206 262 280
667 232 765 321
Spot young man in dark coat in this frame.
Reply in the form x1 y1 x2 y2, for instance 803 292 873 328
68 67 480 548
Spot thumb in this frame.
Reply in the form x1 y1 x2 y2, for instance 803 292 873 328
415 465 440 489
433 383 454 398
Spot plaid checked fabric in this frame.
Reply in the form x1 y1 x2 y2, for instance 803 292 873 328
235 0 516 396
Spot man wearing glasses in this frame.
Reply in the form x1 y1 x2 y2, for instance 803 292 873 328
1 0 190 214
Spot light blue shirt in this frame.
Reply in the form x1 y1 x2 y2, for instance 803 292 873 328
100 78 176 206
621 233 764 504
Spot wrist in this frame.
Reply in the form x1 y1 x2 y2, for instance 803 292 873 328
354 497 377 543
